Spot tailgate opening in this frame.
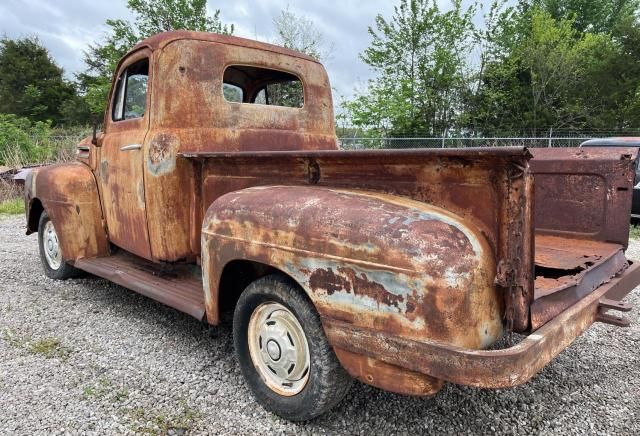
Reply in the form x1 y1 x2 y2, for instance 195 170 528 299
528 147 638 330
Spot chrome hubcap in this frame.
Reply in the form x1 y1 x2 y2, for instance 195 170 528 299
248 302 310 396
43 220 62 270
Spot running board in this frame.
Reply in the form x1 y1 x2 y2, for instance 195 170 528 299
75 252 206 321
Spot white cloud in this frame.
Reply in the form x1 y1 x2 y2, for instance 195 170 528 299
0 0 464 99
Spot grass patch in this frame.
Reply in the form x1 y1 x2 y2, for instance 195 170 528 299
2 329 71 359
127 402 200 435
0 198 24 215
630 224 640 240
82 376 129 403
28 337 70 359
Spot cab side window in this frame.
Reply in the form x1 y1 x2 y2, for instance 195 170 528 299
112 59 149 121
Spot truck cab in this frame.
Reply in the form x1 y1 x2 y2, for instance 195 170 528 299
78 31 337 264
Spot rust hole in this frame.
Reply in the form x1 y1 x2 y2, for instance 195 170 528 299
535 262 593 279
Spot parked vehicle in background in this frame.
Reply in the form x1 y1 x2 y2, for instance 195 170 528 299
21 31 640 421
581 137 640 218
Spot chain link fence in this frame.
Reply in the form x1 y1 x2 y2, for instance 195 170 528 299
338 136 595 150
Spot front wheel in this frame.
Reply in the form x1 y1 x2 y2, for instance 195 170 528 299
37 211 80 280
233 274 352 421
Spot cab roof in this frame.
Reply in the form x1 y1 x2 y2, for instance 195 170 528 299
130 30 319 63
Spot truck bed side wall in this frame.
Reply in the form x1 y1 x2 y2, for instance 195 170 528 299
194 148 535 332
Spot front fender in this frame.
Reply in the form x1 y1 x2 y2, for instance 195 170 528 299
202 185 502 350
25 162 109 262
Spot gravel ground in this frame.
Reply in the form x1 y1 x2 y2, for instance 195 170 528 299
0 214 638 435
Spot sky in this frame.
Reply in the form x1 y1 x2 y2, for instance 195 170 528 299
0 0 401 100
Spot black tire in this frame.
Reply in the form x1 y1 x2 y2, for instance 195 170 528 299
37 211 80 280
233 274 352 421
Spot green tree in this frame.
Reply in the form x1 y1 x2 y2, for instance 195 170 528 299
81 0 234 116
537 0 640 34
0 37 75 125
470 4 640 134
271 7 333 107
344 0 475 136
345 0 640 138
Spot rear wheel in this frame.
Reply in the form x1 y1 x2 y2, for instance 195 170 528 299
37 211 80 280
233 274 352 421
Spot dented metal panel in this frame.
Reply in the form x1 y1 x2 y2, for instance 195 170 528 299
323 261 640 388
24 162 109 262
334 348 444 396
201 185 506 352
527 147 638 330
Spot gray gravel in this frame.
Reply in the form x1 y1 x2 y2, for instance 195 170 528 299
0 214 639 435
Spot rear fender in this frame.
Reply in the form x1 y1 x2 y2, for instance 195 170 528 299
25 162 109 262
201 185 502 351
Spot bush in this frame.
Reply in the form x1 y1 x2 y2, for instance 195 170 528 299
0 113 51 166
0 113 86 167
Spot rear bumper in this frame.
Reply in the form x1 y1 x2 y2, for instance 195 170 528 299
323 261 640 389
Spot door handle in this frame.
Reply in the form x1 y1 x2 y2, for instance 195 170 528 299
120 144 142 151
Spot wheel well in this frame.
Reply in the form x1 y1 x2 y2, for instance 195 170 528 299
27 198 44 234
217 260 301 316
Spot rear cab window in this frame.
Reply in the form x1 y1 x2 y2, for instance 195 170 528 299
222 65 304 108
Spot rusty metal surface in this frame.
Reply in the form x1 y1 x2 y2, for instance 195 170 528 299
75 251 205 320
534 235 624 299
97 48 153 261
133 36 337 262
202 184 510 354
534 235 620 271
333 348 444 396
75 135 96 170
531 249 627 329
24 162 109 262
196 147 534 336
130 30 319 64
530 147 638 248
322 261 640 388
151 38 337 155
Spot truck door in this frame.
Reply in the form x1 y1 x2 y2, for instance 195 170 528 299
99 51 152 259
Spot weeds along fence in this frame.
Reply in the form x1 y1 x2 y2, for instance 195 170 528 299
0 134 85 168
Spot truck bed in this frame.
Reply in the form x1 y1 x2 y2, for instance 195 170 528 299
179 146 637 333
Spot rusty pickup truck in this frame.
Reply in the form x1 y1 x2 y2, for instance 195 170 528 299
23 31 640 421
